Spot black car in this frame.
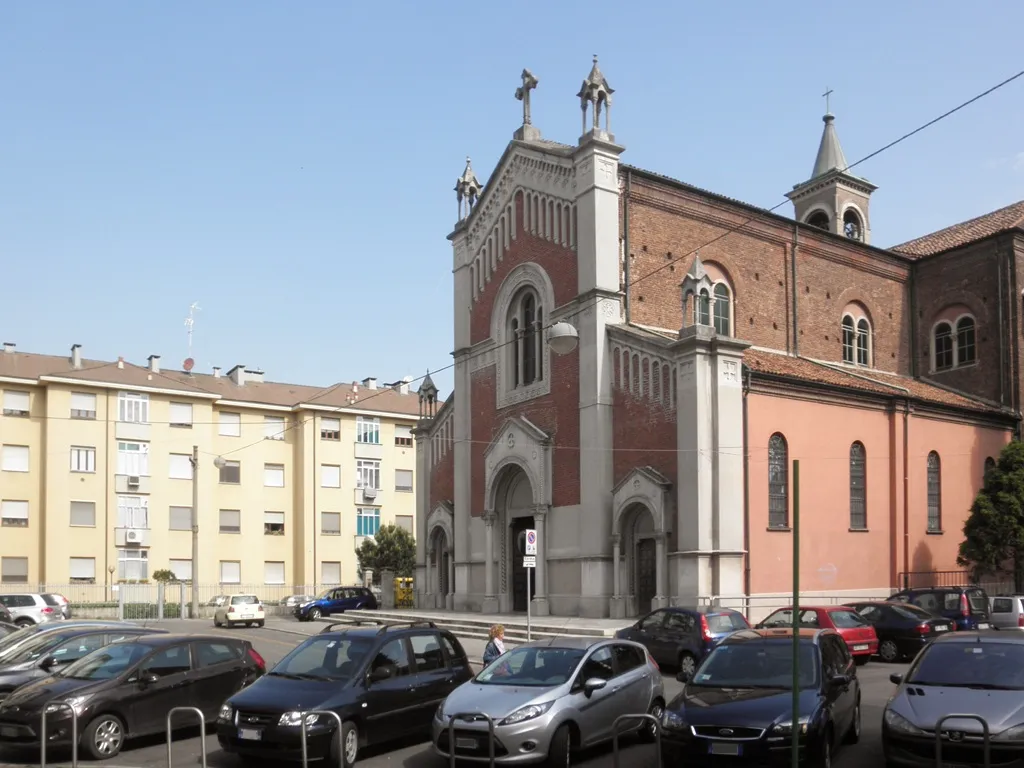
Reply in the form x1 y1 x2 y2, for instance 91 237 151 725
0 621 132 663
660 628 860 767
0 632 265 759
218 620 473 767
844 601 953 662
615 606 751 677
888 586 992 631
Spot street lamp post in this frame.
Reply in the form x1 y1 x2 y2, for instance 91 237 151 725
189 447 226 619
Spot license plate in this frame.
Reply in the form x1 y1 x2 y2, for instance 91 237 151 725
456 737 478 749
978 623 990 629
935 625 949 632
0 726 18 738
709 741 741 756
853 644 869 651
238 728 262 741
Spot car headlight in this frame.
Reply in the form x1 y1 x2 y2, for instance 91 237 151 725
218 704 233 722
45 695 92 715
771 716 810 736
435 703 445 721
994 723 1024 742
883 709 925 736
278 711 321 727
660 710 687 731
499 701 554 726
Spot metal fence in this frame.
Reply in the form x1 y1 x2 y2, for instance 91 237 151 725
898 570 1017 593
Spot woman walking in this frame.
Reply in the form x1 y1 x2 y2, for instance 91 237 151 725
482 624 506 665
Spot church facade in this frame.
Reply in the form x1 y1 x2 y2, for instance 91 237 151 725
413 59 1024 619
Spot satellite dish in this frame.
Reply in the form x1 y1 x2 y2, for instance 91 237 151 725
183 358 195 372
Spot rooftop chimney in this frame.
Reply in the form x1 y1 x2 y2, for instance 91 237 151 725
213 366 222 378
245 368 264 384
117 357 125 369
398 375 413 395
147 355 161 373
3 342 15 354
70 344 82 369
227 364 246 385
362 377 378 390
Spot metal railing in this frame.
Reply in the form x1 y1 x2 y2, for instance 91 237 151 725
299 709 344 768
166 706 207 768
447 712 496 768
934 714 991 768
612 713 662 768
39 700 79 768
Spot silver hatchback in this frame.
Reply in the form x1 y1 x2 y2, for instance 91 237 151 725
433 637 664 767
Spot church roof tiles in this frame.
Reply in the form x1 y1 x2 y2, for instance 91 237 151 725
890 199 1024 258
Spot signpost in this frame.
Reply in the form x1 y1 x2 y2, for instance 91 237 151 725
524 529 537 641
791 460 801 768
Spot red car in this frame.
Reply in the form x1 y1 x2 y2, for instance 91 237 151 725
756 605 879 663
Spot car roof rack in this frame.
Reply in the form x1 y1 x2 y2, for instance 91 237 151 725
318 619 386 634
376 620 437 634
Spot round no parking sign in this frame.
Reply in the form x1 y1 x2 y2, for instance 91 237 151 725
525 529 537 555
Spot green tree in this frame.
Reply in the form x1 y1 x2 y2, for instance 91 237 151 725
152 569 177 583
958 440 1024 590
356 524 416 582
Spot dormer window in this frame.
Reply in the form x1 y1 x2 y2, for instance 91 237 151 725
843 209 863 241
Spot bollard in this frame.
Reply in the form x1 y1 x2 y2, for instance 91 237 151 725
298 709 345 768
612 713 662 768
447 712 496 768
39 701 79 768
166 706 207 768
934 713 990 768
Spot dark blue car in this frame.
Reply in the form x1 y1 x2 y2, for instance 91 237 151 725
888 586 992 631
615 606 750 677
294 586 378 621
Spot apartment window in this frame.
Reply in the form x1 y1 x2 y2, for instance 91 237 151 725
70 446 96 473
1 445 29 473
169 402 193 428
1 556 29 583
356 508 381 537
2 390 29 417
69 557 96 583
927 451 942 532
70 500 96 527
220 561 241 584
168 558 193 582
767 433 789 529
169 506 193 531
395 515 413 533
219 460 241 484
264 511 285 535
321 417 340 441
1 500 28 528
356 417 380 444
219 509 241 534
395 469 413 492
117 548 148 581
117 442 149 476
264 463 285 487
219 412 241 437
117 495 149 529
321 561 341 585
321 511 341 535
264 415 285 440
356 460 380 490
321 464 341 488
70 392 97 420
395 425 413 447
264 561 285 584
169 453 193 480
118 392 149 424
849 442 867 530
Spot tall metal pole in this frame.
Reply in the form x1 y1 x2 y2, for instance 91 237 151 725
190 445 200 620
791 459 800 768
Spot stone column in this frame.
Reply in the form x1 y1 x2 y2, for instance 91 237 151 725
447 546 455 610
532 505 550 617
482 511 499 614
412 424 430 608
654 532 669 609
609 533 626 619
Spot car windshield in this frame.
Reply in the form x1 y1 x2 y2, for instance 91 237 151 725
707 612 749 633
58 642 151 680
829 610 869 628
891 604 934 621
475 646 585 687
0 627 36 658
908 642 1024 689
269 636 373 681
690 641 820 689
231 596 259 605
315 589 334 600
0 632 71 664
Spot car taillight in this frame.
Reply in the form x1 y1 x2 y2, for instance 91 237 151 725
258 604 264 611
960 594 970 617
647 650 659 672
1018 615 1024 628
228 606 235 614
700 615 712 642
41 607 53 614
248 648 266 669
917 622 931 634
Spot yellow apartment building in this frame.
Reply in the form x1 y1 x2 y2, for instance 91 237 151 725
0 342 425 595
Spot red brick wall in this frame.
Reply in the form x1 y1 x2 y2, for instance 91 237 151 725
429 445 455 510
611 379 677 489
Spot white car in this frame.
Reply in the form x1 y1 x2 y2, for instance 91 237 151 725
213 594 265 628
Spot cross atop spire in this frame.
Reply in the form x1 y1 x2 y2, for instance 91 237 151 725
513 68 541 141
822 86 834 115
577 55 615 142
454 157 483 222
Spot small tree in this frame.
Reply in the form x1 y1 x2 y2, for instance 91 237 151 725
958 440 1024 590
152 569 177 583
356 524 416 583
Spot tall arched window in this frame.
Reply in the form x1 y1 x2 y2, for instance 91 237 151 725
933 323 954 371
509 289 544 390
768 433 789 529
856 318 871 367
713 283 731 336
927 451 942 533
841 316 856 363
849 442 867 529
694 288 711 326
956 317 976 365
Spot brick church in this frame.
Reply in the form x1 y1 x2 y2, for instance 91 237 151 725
412 58 1024 618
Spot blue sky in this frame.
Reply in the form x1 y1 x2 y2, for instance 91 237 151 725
2 3 1022 397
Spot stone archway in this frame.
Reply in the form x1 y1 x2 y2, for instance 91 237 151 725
622 504 658 616
425 502 455 609
493 466 535 614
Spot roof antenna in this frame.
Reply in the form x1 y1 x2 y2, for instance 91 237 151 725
183 302 200 373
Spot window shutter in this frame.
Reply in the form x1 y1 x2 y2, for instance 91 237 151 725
169 506 193 530
264 464 285 487
69 557 96 579
3 391 30 412
322 417 341 431
264 511 285 525
321 464 341 487
219 412 241 436
1 445 29 472
168 559 193 581
70 501 96 527
395 425 413 440
395 469 414 491
169 454 193 480
1 500 29 520
220 561 241 583
71 392 96 412
321 512 341 534
169 402 193 425
264 561 285 584
264 416 285 440
321 561 341 584
220 509 241 530
0 557 28 580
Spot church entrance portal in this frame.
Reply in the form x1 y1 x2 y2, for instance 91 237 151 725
493 465 536 614
635 538 656 613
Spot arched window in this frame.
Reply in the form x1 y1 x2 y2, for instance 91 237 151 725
849 442 867 529
767 433 789 529
841 316 856 363
509 289 544 390
956 317 976 365
843 209 863 241
927 451 942 533
856 318 871 367
933 323 953 371
713 283 731 336
694 288 711 326
807 211 829 231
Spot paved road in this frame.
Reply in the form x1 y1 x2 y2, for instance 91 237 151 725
1 618 904 768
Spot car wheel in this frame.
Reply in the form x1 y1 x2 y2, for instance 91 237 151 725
309 608 322 620
82 714 125 759
214 617 221 627
845 699 861 744
245 622 253 628
546 724 571 768
257 620 265 627
816 726 832 768
330 720 359 768
641 699 664 742
678 652 697 678
878 640 900 663
14 618 33 628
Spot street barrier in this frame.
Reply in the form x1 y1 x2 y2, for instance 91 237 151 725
299 709 344 768
934 713 990 768
612 713 662 768
447 712 496 768
166 706 207 768
39 701 79 768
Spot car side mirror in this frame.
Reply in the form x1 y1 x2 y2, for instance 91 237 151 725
39 656 58 670
676 669 693 684
140 673 160 686
889 673 903 685
583 677 607 696
367 667 391 684
829 674 849 688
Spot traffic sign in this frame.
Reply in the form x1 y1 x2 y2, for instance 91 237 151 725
523 556 536 568
525 529 537 555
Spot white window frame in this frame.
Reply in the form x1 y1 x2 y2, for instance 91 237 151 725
264 560 286 585
263 511 285 535
220 560 241 584
1 500 29 527
321 511 341 535
169 402 193 427
117 495 149 529
70 445 96 473
118 392 149 424
70 500 96 527
321 417 341 440
169 453 193 480
394 424 413 446
2 390 30 416
117 548 148 581
169 506 193 531
1 445 29 473
356 417 380 444
264 463 285 487
356 507 381 537
219 509 241 534
320 561 341 584
264 415 286 440
356 460 380 490
70 392 97 419
395 468 413 492
168 558 193 582
321 464 341 488
219 412 241 437
69 557 96 582
117 441 149 476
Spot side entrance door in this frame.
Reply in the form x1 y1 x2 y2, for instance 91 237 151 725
635 539 656 613
510 518 536 613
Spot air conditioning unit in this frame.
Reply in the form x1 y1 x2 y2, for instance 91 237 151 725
363 487 378 500
125 529 143 544
127 475 140 488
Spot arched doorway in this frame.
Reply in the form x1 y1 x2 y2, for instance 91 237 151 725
495 465 535 613
609 467 672 620
623 503 658 615
425 502 455 610
428 527 450 603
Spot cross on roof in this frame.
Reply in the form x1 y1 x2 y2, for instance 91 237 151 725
822 87 834 114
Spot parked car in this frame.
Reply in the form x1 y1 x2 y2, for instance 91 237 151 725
42 593 72 620
0 594 64 627
435 637 664 768
888 586 992 631
0 603 12 624
214 595 266 628
615 606 749 677
844 601 953 662
0 621 130 663
661 628 860 767
281 594 312 609
757 606 879 663
883 632 1024 766
989 594 1024 631
0 623 17 641
293 587 378 621
218 620 472 766
0 633 266 759
208 595 230 607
